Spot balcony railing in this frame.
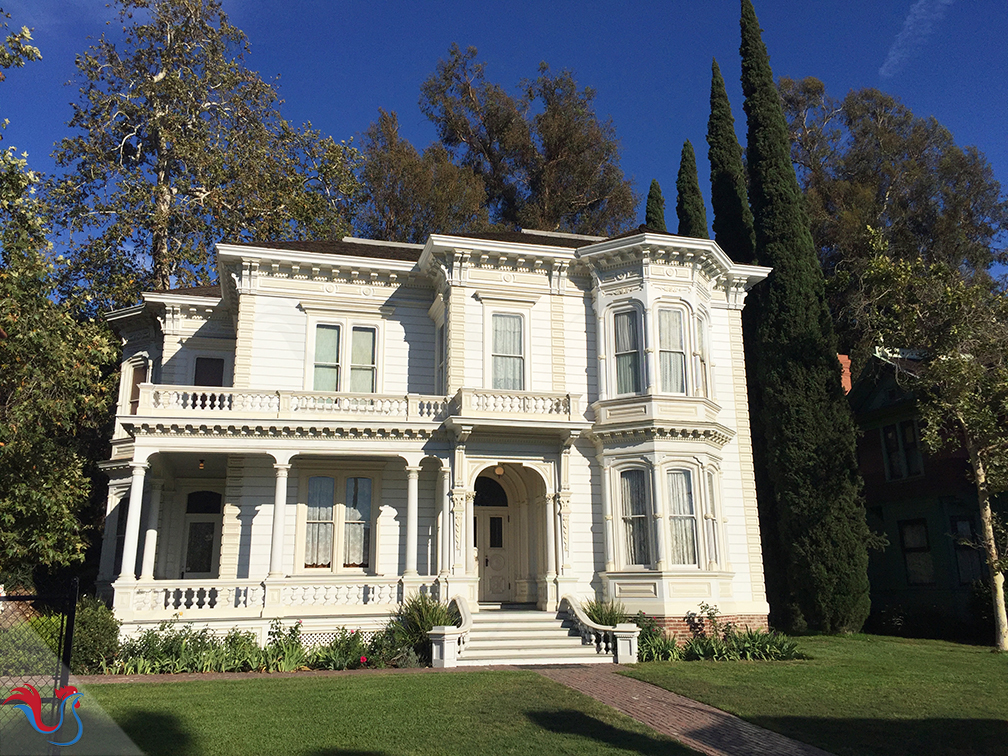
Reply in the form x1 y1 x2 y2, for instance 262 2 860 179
454 388 580 422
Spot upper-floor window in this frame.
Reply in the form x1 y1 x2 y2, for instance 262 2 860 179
882 420 923 480
614 311 642 395
128 362 147 415
658 309 687 394
435 324 446 393
620 468 651 566
491 313 524 390
313 324 341 391
311 323 379 393
193 357 225 387
695 316 710 398
350 327 377 392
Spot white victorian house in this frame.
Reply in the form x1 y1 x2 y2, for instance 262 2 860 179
97 227 771 663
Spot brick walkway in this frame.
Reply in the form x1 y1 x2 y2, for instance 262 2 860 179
538 665 834 756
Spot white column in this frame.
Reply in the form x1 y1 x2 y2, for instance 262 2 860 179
139 480 163 580
268 463 290 578
404 466 420 576
438 468 451 577
465 492 476 576
117 461 148 582
599 460 616 571
545 495 557 579
553 494 564 577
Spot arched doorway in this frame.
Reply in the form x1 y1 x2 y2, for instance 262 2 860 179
474 475 510 602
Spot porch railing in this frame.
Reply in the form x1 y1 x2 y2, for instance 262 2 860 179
130 579 265 614
559 595 639 664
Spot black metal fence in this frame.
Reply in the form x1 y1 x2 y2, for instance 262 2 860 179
0 578 78 733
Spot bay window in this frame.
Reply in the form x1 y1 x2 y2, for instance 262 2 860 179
658 309 687 394
620 469 651 566
667 470 698 565
614 311 642 395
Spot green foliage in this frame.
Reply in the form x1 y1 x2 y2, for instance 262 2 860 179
706 58 755 263
644 179 667 232
389 592 459 666
71 595 121 674
47 0 361 316
262 618 309 672
635 613 682 662
0 11 41 89
680 603 799 661
675 140 708 239
0 145 119 576
420 44 637 236
778 77 1008 363
357 109 489 243
740 0 871 633
583 598 627 627
310 627 369 671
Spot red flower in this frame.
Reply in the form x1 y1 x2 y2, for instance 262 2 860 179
360 655 367 664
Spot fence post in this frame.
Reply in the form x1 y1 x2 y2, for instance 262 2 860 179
60 577 79 689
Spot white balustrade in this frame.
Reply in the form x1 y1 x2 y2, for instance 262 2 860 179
462 389 575 419
131 580 265 613
279 579 403 607
559 595 639 664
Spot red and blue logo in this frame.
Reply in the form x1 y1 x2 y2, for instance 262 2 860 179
2 683 84 747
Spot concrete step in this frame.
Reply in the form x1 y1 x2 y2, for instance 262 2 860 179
465 630 580 644
465 636 586 651
457 608 613 667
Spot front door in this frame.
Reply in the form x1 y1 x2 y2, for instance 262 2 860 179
182 517 220 579
476 507 511 602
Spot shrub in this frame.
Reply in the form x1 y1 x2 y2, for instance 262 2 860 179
584 598 627 627
634 612 680 662
309 628 369 671
262 619 308 672
389 593 459 665
70 596 121 674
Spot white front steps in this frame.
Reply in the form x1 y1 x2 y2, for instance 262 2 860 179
455 606 613 666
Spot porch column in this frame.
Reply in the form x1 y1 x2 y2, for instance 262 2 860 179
139 480 164 580
553 494 564 577
268 463 291 578
404 466 421 576
544 494 557 580
465 491 476 576
438 467 451 577
117 461 148 582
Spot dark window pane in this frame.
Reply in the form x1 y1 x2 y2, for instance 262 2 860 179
490 517 503 548
186 522 215 573
474 477 508 507
129 365 147 415
186 490 222 514
194 357 225 387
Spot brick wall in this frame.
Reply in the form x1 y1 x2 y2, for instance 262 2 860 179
653 613 769 638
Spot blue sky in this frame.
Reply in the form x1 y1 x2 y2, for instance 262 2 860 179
3 0 1006 233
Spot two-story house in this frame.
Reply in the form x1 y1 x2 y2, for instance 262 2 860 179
96 227 771 658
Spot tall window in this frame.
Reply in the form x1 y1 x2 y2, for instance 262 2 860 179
350 327 377 393
313 325 341 391
305 476 335 568
899 519 935 585
194 357 225 387
667 471 698 565
621 469 651 566
344 477 372 568
658 310 687 393
703 470 720 568
614 311 641 395
695 317 709 398
435 324 446 393
882 420 923 480
951 517 983 584
128 363 147 415
492 313 524 390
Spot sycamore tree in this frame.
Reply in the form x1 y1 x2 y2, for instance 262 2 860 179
419 44 637 236
356 110 488 243
860 252 1008 650
47 0 360 317
0 14 117 580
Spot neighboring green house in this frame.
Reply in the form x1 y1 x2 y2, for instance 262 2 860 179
849 353 987 639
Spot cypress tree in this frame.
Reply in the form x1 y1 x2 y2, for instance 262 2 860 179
740 0 871 633
675 141 709 238
645 179 667 232
707 59 756 264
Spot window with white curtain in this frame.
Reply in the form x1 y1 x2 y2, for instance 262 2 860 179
350 327 377 393
305 476 335 568
695 315 710 398
303 474 373 570
614 311 642 395
343 477 372 568
667 470 698 565
704 470 720 568
620 469 651 566
313 325 341 391
658 309 687 394
492 313 524 390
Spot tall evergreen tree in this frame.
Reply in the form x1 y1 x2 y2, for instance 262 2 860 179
707 59 755 263
740 0 872 632
645 179 667 232
675 140 708 238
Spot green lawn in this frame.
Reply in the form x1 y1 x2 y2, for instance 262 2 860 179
86 670 697 756
622 634 1008 756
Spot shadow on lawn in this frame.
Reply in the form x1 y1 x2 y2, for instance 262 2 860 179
526 709 694 755
113 710 194 756
739 716 1008 756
